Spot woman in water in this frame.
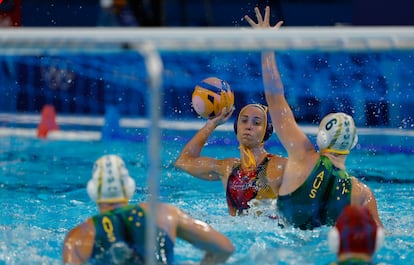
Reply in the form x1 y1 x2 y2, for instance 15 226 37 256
175 103 287 216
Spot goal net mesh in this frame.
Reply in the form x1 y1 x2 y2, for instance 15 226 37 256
0 27 414 128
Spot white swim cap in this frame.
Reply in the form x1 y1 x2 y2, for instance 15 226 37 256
87 155 136 203
316 112 358 155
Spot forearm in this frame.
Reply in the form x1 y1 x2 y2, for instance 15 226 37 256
261 51 303 153
177 211 234 264
261 51 284 96
182 120 216 157
175 120 217 169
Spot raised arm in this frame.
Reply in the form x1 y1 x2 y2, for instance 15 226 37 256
261 52 315 157
174 109 234 180
245 6 315 159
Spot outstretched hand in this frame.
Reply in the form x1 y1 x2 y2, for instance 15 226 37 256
244 6 283 29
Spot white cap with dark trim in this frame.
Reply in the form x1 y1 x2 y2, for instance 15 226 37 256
317 112 358 155
87 155 136 203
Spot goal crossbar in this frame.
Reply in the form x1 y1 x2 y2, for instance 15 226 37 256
1 26 414 52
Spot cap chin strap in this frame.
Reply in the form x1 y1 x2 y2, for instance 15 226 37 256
97 198 129 204
321 148 350 155
239 144 257 170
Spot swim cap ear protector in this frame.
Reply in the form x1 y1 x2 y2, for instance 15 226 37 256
317 112 358 155
328 205 384 256
233 104 274 142
87 155 136 204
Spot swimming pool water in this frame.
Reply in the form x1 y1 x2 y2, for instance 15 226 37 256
0 129 413 265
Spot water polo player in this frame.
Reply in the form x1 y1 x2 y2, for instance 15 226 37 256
63 155 234 264
245 6 383 229
175 103 287 216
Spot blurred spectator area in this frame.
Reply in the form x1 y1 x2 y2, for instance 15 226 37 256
17 0 414 27
0 0 21 26
18 0 355 27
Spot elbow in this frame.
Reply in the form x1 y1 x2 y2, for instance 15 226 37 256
218 242 235 263
174 156 191 172
203 244 235 265
226 240 235 254
216 250 234 264
174 159 183 169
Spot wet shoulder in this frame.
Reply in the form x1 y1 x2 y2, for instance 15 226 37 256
268 154 287 170
223 157 241 175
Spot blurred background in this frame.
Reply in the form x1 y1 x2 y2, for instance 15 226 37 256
1 0 414 27
1 0 414 131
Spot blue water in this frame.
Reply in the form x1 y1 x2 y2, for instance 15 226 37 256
0 128 413 265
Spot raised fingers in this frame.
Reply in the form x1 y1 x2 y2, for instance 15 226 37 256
254 7 264 24
263 6 270 26
244 15 257 27
245 6 283 29
273 21 284 30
